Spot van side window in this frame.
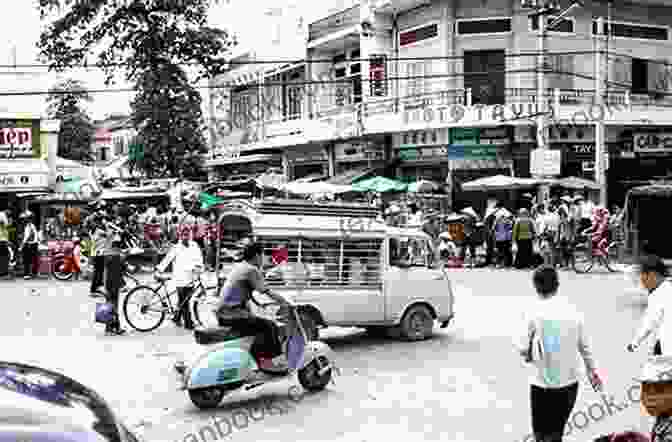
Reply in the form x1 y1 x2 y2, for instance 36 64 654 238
258 238 381 287
390 237 429 267
342 239 382 286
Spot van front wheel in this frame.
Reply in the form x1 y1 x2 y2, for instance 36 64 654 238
399 305 434 341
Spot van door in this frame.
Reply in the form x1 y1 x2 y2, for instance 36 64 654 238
384 237 453 323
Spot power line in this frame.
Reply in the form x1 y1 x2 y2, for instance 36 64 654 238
0 50 602 70
0 68 607 96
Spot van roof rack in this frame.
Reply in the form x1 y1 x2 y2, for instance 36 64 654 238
221 198 379 218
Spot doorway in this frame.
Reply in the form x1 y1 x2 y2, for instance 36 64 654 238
464 50 506 105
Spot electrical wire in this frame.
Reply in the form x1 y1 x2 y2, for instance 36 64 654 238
0 50 602 69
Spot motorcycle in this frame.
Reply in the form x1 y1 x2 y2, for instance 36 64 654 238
174 301 337 410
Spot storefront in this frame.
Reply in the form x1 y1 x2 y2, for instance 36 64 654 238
284 144 328 180
607 127 672 205
334 136 387 175
393 128 450 182
207 145 283 180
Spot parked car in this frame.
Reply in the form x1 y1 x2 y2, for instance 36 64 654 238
0 360 141 441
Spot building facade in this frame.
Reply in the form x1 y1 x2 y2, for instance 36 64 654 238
207 0 672 205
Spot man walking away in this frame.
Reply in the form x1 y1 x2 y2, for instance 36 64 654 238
103 232 126 335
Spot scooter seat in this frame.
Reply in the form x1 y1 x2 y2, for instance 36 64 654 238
194 327 248 345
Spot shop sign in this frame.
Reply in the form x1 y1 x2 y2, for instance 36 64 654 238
396 146 448 161
634 133 672 153
450 128 479 145
335 142 383 162
530 148 561 176
447 145 498 159
369 55 387 97
0 173 47 188
286 147 327 163
0 119 40 159
398 129 448 147
213 145 241 160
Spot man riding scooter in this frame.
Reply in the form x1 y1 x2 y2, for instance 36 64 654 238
215 238 297 376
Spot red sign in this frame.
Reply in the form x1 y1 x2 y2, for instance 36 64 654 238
369 55 387 97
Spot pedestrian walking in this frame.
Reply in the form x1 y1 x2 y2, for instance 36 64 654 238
19 211 39 280
627 255 671 356
518 266 603 442
493 208 513 268
102 232 126 335
88 216 107 296
555 207 573 269
513 208 536 269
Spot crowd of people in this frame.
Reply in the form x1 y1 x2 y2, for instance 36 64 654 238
384 192 625 270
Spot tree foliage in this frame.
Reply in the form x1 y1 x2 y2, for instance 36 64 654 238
130 63 208 178
38 0 236 176
46 79 95 162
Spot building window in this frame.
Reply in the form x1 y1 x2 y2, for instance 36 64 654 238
456 18 512 35
405 60 432 98
530 16 574 33
592 20 669 40
632 58 648 93
399 23 439 47
231 88 257 128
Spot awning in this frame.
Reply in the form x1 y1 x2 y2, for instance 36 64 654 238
30 192 93 204
281 181 353 195
325 167 374 185
99 190 168 200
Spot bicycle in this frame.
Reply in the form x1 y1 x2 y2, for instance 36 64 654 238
122 267 216 332
571 229 623 274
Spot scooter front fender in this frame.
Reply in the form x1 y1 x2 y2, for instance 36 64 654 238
187 347 258 390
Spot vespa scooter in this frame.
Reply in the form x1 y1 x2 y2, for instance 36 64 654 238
174 301 336 409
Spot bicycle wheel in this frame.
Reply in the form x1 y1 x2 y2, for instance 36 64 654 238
192 286 220 328
51 258 74 281
123 285 167 332
572 244 594 273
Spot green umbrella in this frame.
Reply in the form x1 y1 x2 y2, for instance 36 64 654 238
63 177 81 193
199 192 225 210
351 176 407 193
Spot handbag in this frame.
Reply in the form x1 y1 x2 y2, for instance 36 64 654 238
95 302 115 324
636 356 672 416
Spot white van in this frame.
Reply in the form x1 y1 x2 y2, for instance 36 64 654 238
213 200 455 341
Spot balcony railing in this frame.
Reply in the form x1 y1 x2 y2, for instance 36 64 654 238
221 87 672 143
308 6 360 42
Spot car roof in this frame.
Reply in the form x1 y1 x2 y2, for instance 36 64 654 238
0 361 125 441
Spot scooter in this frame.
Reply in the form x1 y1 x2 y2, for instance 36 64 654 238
174 301 337 410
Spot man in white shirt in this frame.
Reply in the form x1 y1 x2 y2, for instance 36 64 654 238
628 255 671 355
577 195 595 233
158 224 203 329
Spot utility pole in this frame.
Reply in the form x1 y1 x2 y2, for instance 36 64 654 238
522 0 583 204
595 17 608 207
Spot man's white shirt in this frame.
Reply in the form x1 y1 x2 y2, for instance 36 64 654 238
632 280 672 354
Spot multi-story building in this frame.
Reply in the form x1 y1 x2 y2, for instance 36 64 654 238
207 0 672 205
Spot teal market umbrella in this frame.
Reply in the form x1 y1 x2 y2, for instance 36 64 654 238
351 176 408 193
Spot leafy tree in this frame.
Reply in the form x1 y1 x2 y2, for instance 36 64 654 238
130 62 208 178
37 0 236 176
46 79 95 162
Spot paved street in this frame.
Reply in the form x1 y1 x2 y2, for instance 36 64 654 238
0 267 654 442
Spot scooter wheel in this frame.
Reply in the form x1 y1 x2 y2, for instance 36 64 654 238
298 356 332 391
188 387 224 409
